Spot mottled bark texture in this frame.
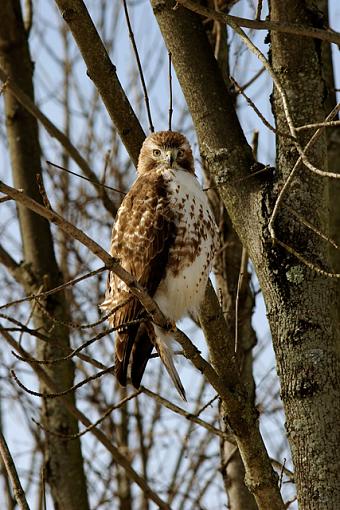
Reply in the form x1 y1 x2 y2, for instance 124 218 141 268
0 2 90 509
269 2 340 508
316 0 340 340
151 0 340 508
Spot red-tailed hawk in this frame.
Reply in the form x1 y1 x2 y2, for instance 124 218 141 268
101 131 218 399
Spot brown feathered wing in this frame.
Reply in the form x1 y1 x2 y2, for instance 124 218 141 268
101 172 176 388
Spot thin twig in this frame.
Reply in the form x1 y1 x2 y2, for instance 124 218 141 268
0 266 105 311
46 160 126 195
255 0 263 21
235 248 248 353
0 321 105 371
274 237 340 278
176 0 340 46
295 120 340 131
230 75 295 141
11 315 144 366
122 0 154 132
35 174 52 210
239 66 265 92
270 459 294 481
168 51 173 131
279 458 286 489
1 329 170 509
285 496 297 508
167 378 209 504
0 66 116 214
268 102 340 238
285 205 340 251
11 365 114 399
33 295 136 330
141 386 230 441
32 391 141 440
195 394 219 417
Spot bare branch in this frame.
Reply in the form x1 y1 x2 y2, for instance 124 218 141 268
0 267 105 311
141 386 229 441
11 365 114 399
0 244 34 287
47 160 126 195
53 0 145 166
168 51 173 131
32 390 141 440
0 66 117 215
0 430 30 510
122 0 154 133
235 247 248 353
176 0 340 46
1 328 171 510
269 102 340 237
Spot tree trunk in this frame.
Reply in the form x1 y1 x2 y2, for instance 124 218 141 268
316 0 340 343
269 2 340 508
0 2 90 509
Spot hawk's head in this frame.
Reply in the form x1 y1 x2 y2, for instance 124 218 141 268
137 131 194 174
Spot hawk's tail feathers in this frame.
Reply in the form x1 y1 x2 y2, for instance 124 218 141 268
154 328 186 401
115 330 136 387
130 323 154 389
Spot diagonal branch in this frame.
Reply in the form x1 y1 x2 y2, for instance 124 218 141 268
141 386 229 441
0 179 237 400
53 0 145 166
0 179 167 322
0 245 20 276
0 244 35 288
0 430 30 510
1 328 171 510
176 0 340 46
0 67 117 216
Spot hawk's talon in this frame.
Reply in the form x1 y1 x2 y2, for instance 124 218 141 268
163 319 177 333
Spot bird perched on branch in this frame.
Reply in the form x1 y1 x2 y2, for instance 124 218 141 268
101 131 218 399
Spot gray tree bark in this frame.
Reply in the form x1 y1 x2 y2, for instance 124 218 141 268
269 2 340 508
0 2 90 509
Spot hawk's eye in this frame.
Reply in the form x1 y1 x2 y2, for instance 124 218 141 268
153 149 161 157
177 149 185 158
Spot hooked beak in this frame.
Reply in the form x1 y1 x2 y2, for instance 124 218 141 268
165 150 174 167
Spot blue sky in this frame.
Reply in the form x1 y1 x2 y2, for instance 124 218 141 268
0 1 339 507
